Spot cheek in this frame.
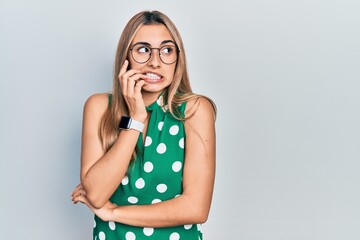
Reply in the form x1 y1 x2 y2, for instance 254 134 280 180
127 58 135 68
129 61 142 71
127 53 140 69
167 66 176 78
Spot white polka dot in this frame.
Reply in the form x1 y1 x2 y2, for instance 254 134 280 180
121 176 129 185
158 121 164 131
152 199 162 204
144 162 154 173
125 231 136 240
179 138 184 149
175 194 180 198
156 143 167 154
128 196 138 204
93 219 96 228
99 231 106 240
108 221 116 230
144 136 152 147
135 178 145 189
172 161 182 172
156 184 167 193
169 125 179 135
143 227 154 236
169 232 180 240
184 224 193 230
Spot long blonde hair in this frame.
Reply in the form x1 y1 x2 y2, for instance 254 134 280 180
100 10 216 152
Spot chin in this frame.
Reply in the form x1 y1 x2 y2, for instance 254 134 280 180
142 87 164 94
142 84 170 93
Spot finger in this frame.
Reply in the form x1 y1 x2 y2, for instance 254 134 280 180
118 60 129 79
127 73 147 83
73 194 87 205
125 73 144 97
72 189 89 202
121 69 142 80
71 191 84 202
126 73 145 94
134 80 146 93
71 187 86 200
120 70 142 96
76 189 87 198
118 60 130 93
71 183 82 196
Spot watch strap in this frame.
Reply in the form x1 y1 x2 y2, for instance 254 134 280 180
129 118 144 132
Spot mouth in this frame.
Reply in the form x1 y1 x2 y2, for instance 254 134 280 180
144 72 163 82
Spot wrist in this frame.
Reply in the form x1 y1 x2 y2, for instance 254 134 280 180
131 113 147 123
119 116 145 132
110 205 121 223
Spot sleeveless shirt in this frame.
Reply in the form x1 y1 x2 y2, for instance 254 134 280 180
92 94 203 240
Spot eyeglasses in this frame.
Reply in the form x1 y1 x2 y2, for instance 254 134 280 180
130 43 179 65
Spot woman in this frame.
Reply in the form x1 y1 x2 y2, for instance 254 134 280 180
72 10 216 240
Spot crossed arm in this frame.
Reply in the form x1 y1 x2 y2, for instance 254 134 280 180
71 94 216 228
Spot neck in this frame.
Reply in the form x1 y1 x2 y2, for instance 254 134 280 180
142 90 164 106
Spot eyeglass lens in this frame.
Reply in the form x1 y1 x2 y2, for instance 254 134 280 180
131 44 178 64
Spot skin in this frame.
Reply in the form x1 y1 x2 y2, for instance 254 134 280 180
71 24 216 228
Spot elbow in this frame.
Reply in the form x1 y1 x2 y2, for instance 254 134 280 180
196 209 209 224
81 179 107 209
86 191 107 209
181 194 212 224
190 204 210 224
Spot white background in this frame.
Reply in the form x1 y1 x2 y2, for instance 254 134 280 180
1 0 359 239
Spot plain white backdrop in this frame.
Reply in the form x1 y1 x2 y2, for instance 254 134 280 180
1 0 359 239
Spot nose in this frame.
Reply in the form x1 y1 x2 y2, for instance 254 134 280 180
147 49 161 68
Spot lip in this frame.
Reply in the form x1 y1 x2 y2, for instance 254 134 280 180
143 71 164 83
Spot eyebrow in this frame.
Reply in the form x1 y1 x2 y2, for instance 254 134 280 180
132 40 176 47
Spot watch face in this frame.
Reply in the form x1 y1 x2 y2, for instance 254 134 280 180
119 116 131 129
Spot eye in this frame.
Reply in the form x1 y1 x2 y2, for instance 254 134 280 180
161 46 175 55
135 45 150 54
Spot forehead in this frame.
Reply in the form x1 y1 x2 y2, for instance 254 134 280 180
132 24 174 46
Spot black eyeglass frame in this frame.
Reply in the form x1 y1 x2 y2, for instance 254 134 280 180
129 43 180 65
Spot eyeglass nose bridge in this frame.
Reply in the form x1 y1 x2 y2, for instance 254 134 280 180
131 47 163 63
148 47 162 60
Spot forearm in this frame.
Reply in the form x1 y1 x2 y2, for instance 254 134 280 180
110 194 210 228
81 130 139 208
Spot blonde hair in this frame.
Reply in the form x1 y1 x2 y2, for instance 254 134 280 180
100 10 216 152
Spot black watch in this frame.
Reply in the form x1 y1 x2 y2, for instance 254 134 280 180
119 116 144 132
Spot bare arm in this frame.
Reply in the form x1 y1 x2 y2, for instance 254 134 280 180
79 60 148 208
79 93 141 208
77 97 216 227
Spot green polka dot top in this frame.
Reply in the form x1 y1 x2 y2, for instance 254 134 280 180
93 94 203 240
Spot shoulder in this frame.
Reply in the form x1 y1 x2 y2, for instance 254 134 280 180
84 92 110 108
184 96 216 135
83 92 111 117
185 96 216 121
183 96 216 149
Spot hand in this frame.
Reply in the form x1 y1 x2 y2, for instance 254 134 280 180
71 183 87 204
119 60 148 122
71 184 117 222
